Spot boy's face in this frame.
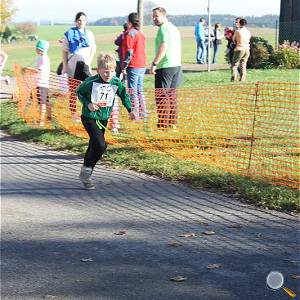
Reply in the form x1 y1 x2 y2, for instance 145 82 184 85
97 67 115 82
36 48 43 55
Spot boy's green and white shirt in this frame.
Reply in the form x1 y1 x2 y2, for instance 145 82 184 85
76 74 131 121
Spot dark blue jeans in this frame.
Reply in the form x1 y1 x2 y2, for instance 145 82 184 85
196 39 206 64
127 67 146 119
212 43 221 64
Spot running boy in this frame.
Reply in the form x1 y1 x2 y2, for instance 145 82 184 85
76 53 135 189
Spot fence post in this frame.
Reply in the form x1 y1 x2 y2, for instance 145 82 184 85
275 20 279 50
247 82 260 174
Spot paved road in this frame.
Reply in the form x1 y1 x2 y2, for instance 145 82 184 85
1 130 299 300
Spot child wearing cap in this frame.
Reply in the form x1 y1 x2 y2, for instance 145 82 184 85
35 40 51 126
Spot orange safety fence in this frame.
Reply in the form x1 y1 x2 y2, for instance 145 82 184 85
13 64 300 189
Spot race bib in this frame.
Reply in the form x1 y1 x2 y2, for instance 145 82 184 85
91 83 117 107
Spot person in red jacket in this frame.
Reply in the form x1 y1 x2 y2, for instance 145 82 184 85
122 12 147 120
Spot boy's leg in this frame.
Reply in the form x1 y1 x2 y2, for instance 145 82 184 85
82 117 107 169
79 117 107 189
38 87 48 126
111 98 120 133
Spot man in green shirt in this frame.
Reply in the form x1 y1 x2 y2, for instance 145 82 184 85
150 7 182 129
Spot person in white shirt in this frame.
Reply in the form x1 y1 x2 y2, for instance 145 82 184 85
35 40 51 126
212 23 224 64
231 18 251 82
61 12 96 121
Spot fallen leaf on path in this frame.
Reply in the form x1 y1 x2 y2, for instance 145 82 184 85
284 259 299 264
290 274 300 279
177 232 197 238
168 241 183 247
198 220 209 226
202 231 216 235
207 264 221 269
170 276 187 282
114 230 127 235
43 295 59 299
81 258 93 262
227 224 242 229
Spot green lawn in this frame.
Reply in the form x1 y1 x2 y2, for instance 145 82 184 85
2 25 278 76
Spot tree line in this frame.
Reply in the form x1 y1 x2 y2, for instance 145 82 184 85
93 14 279 28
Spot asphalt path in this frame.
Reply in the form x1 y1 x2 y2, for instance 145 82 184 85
1 130 299 300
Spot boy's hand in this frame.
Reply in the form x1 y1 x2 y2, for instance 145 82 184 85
88 103 99 112
128 112 135 120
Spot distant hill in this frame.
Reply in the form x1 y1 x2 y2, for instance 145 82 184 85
92 14 279 28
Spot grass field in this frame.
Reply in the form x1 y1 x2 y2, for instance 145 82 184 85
2 25 277 76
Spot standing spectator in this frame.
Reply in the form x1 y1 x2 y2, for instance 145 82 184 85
224 26 234 62
114 22 128 79
212 23 224 64
122 12 147 120
61 12 96 122
109 23 128 134
34 40 51 126
226 17 241 64
194 18 206 64
205 24 215 63
231 18 251 82
150 7 182 129
76 53 135 189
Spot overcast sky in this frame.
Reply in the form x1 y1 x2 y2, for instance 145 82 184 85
12 0 281 22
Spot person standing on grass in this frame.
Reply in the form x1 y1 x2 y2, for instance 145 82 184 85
212 23 224 64
76 53 135 190
194 18 206 64
231 18 251 82
122 12 147 120
61 11 96 122
150 6 182 129
114 22 128 79
226 17 241 64
34 40 51 127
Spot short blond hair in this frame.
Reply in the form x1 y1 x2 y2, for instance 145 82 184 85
97 53 116 69
152 7 167 16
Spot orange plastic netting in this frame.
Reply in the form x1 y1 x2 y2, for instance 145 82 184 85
13 64 300 188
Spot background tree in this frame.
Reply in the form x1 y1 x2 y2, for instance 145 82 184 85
0 0 17 32
143 1 158 25
15 22 37 36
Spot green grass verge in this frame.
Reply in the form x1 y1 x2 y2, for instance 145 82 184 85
1 101 299 213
